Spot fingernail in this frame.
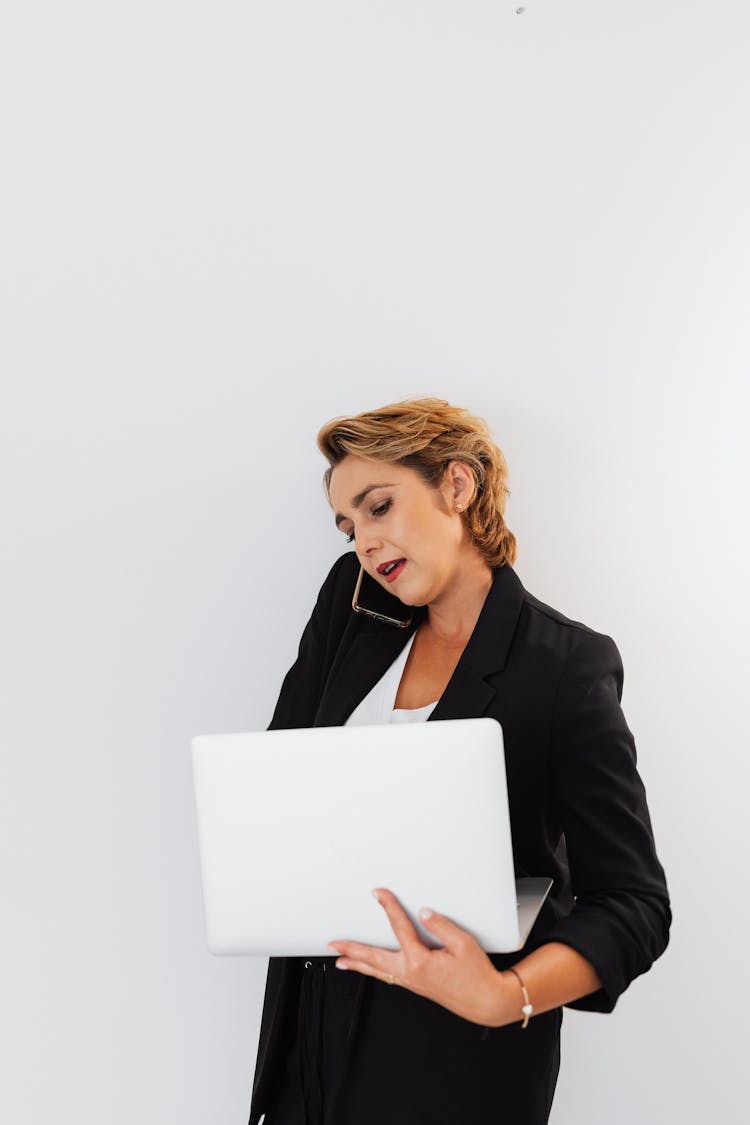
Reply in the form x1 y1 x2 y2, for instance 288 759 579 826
327 943 340 952
419 907 433 920
335 960 348 970
371 889 381 902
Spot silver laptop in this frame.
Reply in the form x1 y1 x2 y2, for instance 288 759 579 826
190 717 551 956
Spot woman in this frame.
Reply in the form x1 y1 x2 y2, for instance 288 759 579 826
249 397 670 1125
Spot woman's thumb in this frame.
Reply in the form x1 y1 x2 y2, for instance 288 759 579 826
418 906 470 948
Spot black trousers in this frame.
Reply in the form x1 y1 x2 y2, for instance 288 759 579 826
263 958 357 1125
262 958 562 1125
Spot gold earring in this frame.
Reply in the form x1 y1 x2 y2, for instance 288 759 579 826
455 503 465 512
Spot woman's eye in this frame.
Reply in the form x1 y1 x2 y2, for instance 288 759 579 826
344 499 391 544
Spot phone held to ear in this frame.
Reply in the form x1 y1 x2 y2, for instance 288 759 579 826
352 564 413 628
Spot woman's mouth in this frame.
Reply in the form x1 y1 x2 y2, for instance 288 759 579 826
378 559 407 583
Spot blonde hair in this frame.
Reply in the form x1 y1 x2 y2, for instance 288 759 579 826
316 396 517 568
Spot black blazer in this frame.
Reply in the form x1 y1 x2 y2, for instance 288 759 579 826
248 552 671 1124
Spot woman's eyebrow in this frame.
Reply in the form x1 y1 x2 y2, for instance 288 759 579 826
334 483 397 528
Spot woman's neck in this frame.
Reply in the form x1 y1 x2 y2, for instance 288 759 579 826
424 554 494 646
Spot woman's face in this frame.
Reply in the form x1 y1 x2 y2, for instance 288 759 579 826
328 455 480 606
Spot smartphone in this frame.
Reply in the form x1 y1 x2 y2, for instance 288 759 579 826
352 563 413 628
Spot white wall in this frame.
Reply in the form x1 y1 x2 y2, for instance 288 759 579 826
2 2 747 1122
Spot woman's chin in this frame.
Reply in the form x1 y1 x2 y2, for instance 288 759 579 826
392 582 422 608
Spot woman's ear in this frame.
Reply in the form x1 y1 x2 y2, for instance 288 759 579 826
446 460 475 509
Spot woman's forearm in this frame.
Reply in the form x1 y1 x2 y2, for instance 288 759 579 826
489 942 603 1027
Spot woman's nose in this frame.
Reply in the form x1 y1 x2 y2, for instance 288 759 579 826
355 528 383 557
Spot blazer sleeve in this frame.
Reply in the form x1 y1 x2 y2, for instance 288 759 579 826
542 629 671 1012
267 551 353 731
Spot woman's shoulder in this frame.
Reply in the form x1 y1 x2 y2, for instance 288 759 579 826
520 583 604 636
513 575 622 675
309 551 359 613
320 549 359 586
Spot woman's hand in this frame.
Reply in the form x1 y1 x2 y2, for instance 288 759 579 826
327 887 514 1027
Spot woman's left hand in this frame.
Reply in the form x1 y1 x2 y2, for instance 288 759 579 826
327 887 512 1027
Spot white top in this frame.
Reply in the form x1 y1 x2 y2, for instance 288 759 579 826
344 631 439 726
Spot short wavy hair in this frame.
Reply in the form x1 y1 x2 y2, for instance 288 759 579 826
316 396 517 568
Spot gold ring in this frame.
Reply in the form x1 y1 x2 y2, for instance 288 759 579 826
385 973 395 985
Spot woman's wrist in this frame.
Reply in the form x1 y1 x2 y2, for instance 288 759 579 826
481 968 526 1028
488 943 603 1026
505 965 534 1027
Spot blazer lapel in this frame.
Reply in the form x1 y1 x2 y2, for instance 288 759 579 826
429 563 526 719
313 615 423 727
313 564 526 727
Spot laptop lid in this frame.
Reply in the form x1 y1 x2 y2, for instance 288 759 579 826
190 717 551 956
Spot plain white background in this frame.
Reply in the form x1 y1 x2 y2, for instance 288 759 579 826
1 2 747 1122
